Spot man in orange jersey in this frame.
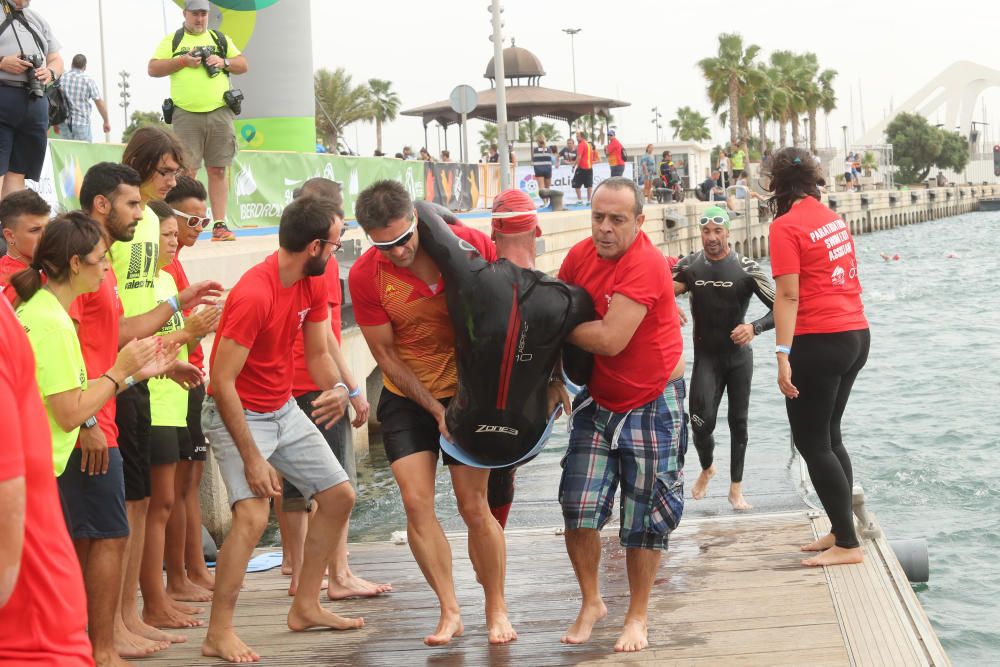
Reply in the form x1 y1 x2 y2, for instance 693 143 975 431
349 180 516 647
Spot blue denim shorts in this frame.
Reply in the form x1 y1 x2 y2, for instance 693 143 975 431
559 378 688 550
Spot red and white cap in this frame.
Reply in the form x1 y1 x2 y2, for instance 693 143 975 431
491 189 540 238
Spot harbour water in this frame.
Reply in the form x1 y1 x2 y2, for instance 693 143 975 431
270 210 998 666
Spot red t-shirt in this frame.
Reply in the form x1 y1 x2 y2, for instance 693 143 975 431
162 249 205 371
349 225 496 399
0 300 93 666
208 252 328 413
0 253 28 286
292 256 342 396
558 231 682 412
769 196 868 335
69 271 123 449
606 138 624 167
577 141 593 169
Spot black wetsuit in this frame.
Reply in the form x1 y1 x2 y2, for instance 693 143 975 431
673 249 775 482
415 202 594 522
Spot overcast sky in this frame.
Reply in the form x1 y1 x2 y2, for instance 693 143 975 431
37 0 1000 156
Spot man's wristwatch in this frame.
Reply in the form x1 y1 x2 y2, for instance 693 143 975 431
82 416 98 429
222 57 230 71
752 322 763 336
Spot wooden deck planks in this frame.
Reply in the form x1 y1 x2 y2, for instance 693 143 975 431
138 511 942 666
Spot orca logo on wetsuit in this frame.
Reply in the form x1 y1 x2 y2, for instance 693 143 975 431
695 280 734 288
475 424 520 436
458 239 476 253
516 323 532 362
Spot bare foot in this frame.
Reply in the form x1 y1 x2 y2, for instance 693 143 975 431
188 569 215 591
486 609 517 644
802 545 864 567
728 483 753 510
614 618 649 652
94 648 138 667
124 616 186 644
114 623 170 656
168 598 203 616
424 610 464 646
692 465 715 500
327 573 392 600
167 579 213 602
202 629 260 663
560 600 608 644
142 603 204 629
800 532 836 552
287 602 364 632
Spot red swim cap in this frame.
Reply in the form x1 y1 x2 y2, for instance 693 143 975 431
491 189 540 237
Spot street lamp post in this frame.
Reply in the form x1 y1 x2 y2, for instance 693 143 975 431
841 125 849 157
98 0 110 142
490 0 511 191
651 106 662 143
562 28 581 93
118 70 131 130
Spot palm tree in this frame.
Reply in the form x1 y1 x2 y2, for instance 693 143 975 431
812 68 838 154
768 51 808 148
478 123 498 155
698 33 761 148
670 106 712 142
314 67 370 154
530 121 562 143
366 78 401 155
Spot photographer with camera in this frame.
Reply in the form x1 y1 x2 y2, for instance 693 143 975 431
0 0 62 198
149 0 247 242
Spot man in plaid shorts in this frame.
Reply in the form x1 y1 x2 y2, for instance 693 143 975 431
557 176 687 653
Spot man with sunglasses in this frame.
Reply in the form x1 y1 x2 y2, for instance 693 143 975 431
673 205 775 511
348 180 513 646
201 196 361 663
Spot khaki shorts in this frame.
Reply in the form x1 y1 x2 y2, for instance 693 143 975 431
173 105 236 169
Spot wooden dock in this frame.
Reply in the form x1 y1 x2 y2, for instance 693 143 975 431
140 510 949 666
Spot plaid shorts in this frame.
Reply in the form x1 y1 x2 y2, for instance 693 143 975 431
559 378 688 550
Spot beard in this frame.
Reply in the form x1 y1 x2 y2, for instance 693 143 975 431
106 208 138 243
304 253 329 277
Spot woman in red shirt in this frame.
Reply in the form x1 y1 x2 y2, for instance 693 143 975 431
767 147 870 568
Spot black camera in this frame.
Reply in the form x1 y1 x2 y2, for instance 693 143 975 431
223 89 244 116
21 54 44 99
188 46 221 78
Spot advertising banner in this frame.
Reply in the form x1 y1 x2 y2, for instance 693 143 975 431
514 162 634 205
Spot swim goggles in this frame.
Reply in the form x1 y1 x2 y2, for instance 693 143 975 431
369 220 416 249
699 215 728 226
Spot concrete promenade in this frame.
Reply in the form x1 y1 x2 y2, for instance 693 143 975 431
183 184 997 540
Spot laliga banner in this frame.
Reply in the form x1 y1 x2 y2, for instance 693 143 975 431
514 162 633 204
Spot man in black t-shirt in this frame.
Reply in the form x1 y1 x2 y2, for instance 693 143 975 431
559 138 578 166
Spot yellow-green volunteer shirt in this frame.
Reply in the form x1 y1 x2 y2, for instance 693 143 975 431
112 205 160 318
149 271 189 427
16 288 88 476
732 149 746 171
152 29 240 113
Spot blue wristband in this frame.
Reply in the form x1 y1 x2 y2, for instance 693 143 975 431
166 295 180 313
348 385 362 398
775 345 792 355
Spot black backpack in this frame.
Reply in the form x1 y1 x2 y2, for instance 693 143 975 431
620 145 629 163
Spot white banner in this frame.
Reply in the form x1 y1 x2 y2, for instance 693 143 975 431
515 162 634 205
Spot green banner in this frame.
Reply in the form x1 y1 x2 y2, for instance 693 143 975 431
47 140 449 229
230 152 427 226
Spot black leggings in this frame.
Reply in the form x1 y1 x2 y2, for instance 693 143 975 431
689 348 753 482
787 329 870 549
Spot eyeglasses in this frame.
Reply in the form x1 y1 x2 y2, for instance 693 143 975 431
699 216 729 226
171 208 211 230
369 221 416 250
155 167 185 179
318 239 343 253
